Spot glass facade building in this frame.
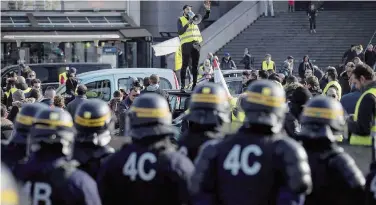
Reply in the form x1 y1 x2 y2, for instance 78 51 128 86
1 0 150 68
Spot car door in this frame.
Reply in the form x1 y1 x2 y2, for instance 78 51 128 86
84 76 114 102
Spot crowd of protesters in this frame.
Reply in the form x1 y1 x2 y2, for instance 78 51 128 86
1 62 170 141
2 42 376 140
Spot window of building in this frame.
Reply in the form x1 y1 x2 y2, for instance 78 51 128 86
85 79 111 101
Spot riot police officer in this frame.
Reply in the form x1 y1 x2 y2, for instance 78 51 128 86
190 79 312 205
97 93 194 205
1 103 48 171
298 96 365 205
365 159 376 205
178 82 230 161
73 99 115 179
15 108 102 205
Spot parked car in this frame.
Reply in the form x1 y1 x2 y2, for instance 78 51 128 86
225 77 243 97
56 68 179 101
1 63 112 90
222 69 248 78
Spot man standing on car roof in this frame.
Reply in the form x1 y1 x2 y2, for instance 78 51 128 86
178 1 210 91
178 83 230 161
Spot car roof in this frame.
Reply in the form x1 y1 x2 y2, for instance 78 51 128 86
225 77 242 81
1 62 111 72
76 68 174 80
165 89 192 96
222 70 248 74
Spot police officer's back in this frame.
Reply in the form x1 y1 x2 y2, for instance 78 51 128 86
178 83 230 161
365 161 376 205
16 108 102 205
97 93 194 205
365 135 376 205
298 96 365 205
190 80 312 205
73 99 115 179
2 103 48 172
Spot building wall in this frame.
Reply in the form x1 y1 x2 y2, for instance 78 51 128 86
140 1 240 38
1 0 128 11
141 1 205 37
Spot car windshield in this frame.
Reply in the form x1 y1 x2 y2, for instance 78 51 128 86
226 80 243 96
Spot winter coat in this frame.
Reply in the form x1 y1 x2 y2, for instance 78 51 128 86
221 57 237 70
7 98 36 122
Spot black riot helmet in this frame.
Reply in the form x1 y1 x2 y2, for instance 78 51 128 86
1 162 21 205
29 108 76 156
74 99 113 146
299 95 346 142
10 103 48 144
241 79 287 133
128 93 175 140
185 82 230 125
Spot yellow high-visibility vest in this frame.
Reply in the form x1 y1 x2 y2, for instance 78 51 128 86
323 80 342 100
349 87 376 146
262 61 275 71
179 16 203 45
198 66 204 80
59 72 67 85
24 87 32 94
5 87 17 98
175 46 182 71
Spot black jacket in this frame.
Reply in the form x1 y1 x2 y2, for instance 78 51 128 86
348 81 376 137
299 61 314 79
66 95 87 117
339 71 351 96
365 50 376 67
284 103 302 140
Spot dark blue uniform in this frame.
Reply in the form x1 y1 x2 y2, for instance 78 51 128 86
178 129 223 161
1 137 27 171
16 154 102 205
97 141 194 205
303 146 365 205
190 128 312 205
74 143 114 179
365 163 376 205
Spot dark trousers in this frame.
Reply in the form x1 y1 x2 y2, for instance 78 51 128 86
181 42 200 89
309 18 316 30
288 5 294 12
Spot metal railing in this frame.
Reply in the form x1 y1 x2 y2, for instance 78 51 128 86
364 29 376 54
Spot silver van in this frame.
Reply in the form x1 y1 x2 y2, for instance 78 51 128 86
56 68 179 102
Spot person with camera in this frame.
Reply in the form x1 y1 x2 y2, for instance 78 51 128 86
177 1 211 91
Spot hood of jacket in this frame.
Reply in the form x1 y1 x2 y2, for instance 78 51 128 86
363 81 376 92
147 84 160 92
1 118 13 129
11 98 36 108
